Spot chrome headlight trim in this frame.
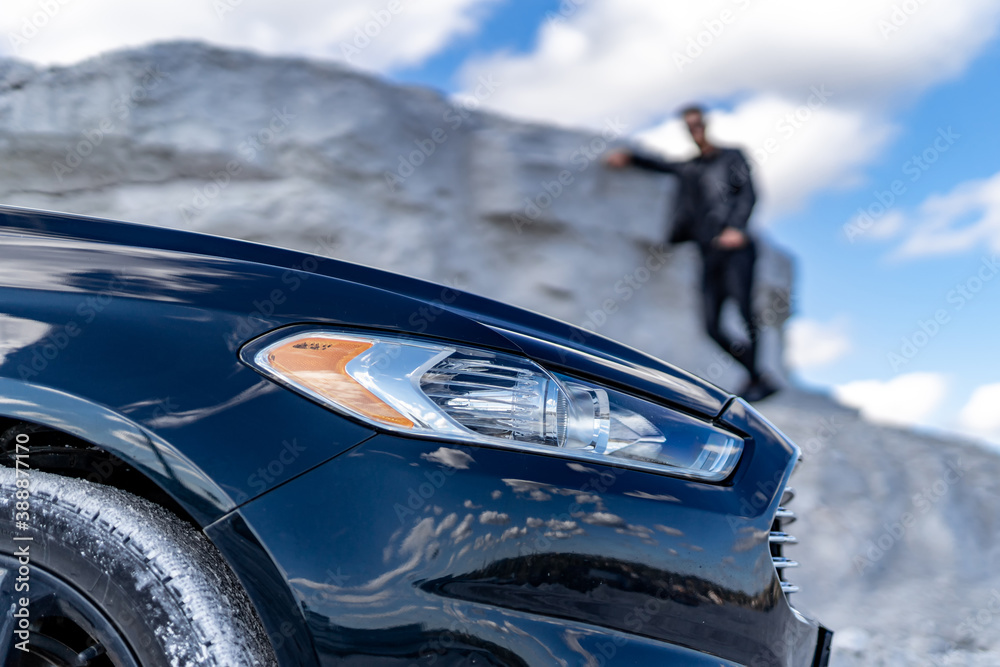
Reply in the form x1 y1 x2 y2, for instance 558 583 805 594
241 327 745 483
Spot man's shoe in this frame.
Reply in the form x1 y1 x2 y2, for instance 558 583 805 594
741 376 779 402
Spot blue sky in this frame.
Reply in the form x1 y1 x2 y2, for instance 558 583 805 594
393 0 560 87
776 36 1000 439
3 0 999 442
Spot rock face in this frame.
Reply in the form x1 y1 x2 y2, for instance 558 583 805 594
0 40 792 392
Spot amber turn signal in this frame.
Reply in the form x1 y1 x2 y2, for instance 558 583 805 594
265 336 415 428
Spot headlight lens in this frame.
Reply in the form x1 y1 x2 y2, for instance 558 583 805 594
246 330 743 482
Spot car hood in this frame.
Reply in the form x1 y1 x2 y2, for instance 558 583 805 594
0 206 731 418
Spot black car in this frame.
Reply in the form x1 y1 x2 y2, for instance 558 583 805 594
0 206 831 666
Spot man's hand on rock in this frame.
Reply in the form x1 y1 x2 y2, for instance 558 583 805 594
714 227 748 250
603 150 632 169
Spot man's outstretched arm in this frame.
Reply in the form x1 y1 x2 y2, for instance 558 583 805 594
604 150 682 174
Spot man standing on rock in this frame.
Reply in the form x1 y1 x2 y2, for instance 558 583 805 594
604 105 777 401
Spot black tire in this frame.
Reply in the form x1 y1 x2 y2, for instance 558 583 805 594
0 466 277 667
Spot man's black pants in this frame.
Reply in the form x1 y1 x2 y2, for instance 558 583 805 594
701 243 759 380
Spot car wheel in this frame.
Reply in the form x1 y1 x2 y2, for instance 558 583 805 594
0 466 276 667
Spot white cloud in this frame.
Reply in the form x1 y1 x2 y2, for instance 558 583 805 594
957 383 1000 443
833 372 948 427
891 171 1000 258
1 0 498 71
785 317 852 370
459 0 1000 129
846 209 907 243
636 96 895 221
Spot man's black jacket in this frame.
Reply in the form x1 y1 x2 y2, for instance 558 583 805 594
629 147 756 253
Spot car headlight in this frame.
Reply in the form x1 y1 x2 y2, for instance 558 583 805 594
242 329 743 482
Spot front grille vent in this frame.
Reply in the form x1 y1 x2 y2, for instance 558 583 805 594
771 486 800 595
